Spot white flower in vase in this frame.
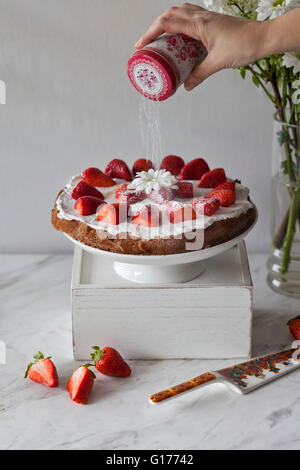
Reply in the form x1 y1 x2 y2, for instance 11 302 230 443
201 0 235 15
201 0 258 18
292 80 300 105
256 0 300 21
282 51 300 75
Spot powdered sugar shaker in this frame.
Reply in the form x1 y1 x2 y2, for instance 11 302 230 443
127 34 207 101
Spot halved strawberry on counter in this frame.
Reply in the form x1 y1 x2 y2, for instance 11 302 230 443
97 202 128 225
132 158 154 176
179 158 210 181
132 205 160 227
25 351 58 388
160 155 185 176
191 197 220 216
105 159 132 182
173 182 194 199
74 196 105 216
67 365 95 405
288 316 300 340
198 168 226 188
167 201 196 224
206 189 236 207
72 181 104 200
149 187 174 204
91 346 131 378
82 167 115 187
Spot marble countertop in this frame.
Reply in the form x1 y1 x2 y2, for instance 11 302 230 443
1 252 300 450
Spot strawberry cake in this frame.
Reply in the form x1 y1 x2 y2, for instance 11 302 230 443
51 156 256 255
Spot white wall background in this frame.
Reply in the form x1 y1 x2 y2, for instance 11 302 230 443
0 0 274 254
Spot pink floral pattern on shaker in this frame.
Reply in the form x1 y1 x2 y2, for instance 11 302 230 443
166 34 202 66
136 67 158 91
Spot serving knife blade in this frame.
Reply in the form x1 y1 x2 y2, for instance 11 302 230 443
149 347 300 404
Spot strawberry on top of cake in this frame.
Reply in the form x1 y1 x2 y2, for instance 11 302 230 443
52 154 255 253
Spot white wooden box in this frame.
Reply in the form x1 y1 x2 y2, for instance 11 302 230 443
72 242 252 360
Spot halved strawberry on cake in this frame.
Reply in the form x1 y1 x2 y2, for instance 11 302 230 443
51 156 256 255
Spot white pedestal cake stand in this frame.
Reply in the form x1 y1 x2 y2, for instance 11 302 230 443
65 211 257 284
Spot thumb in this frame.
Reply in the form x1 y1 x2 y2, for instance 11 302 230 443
184 53 220 91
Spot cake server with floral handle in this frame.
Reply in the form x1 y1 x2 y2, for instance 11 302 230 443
149 347 300 404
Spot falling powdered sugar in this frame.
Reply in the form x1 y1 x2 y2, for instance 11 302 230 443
139 95 164 167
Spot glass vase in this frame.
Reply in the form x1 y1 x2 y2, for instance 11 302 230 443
267 116 300 297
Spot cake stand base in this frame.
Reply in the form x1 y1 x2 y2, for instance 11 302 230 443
65 212 257 284
113 260 205 284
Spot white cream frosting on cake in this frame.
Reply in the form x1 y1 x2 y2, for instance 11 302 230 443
56 173 253 241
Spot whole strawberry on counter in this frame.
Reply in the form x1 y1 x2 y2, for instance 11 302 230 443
91 346 131 377
67 364 96 405
25 351 58 388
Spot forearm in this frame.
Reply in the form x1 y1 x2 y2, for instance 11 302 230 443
227 10 300 68
262 9 300 57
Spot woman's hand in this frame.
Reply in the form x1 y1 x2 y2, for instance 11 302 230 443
135 3 269 90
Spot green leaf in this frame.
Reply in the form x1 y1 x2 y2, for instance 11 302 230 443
33 351 44 362
280 160 296 175
277 129 290 146
239 67 246 79
90 346 104 363
24 362 33 378
260 59 267 68
252 75 260 87
280 160 288 174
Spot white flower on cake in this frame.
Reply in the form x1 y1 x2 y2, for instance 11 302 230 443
128 169 178 195
256 0 300 20
282 52 300 75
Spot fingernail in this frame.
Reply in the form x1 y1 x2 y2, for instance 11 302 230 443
185 83 195 91
135 41 141 49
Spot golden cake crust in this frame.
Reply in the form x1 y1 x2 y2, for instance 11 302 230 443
51 191 256 255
